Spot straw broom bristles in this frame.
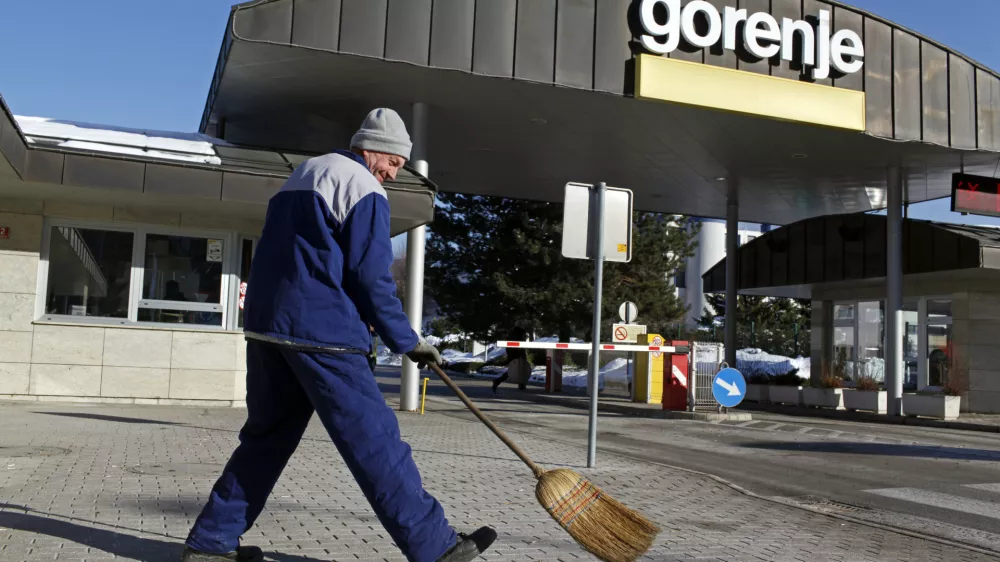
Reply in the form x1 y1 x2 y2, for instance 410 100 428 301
428 364 661 562
535 468 660 562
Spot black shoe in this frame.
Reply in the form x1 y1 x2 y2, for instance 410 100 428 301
180 545 263 561
492 379 501 395
436 527 497 562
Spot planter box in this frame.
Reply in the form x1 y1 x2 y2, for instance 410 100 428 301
802 387 845 410
745 384 770 403
843 390 887 414
769 385 802 406
904 394 961 420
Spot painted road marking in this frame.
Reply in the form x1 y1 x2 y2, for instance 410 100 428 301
965 483 1000 494
864 487 1000 521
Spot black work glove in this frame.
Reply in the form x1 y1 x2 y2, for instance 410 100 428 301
406 337 443 369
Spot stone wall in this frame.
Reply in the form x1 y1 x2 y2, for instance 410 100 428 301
952 292 1000 414
0 196 262 406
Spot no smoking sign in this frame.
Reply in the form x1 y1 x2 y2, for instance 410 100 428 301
612 323 646 343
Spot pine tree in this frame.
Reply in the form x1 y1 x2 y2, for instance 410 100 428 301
601 213 698 337
426 193 698 344
700 294 811 357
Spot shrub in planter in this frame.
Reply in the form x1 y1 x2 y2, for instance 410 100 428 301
843 375 887 413
772 372 803 386
768 371 803 405
905 359 966 420
855 375 880 392
745 373 771 403
803 374 845 409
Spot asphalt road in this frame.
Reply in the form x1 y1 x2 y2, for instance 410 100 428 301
376 367 1000 553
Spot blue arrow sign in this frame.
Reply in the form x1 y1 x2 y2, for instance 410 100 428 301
712 368 746 408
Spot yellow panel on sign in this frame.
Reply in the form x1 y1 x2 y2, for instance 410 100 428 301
635 54 866 132
617 244 628 253
633 333 664 404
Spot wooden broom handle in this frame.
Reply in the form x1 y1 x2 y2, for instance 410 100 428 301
428 363 544 477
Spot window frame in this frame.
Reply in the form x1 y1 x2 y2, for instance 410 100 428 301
37 217 239 331
228 235 257 331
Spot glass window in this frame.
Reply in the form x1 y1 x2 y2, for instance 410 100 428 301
857 301 884 382
834 303 855 322
833 325 855 378
45 226 134 318
902 301 919 387
138 233 225 326
927 299 953 387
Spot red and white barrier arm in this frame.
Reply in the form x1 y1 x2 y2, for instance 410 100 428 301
496 341 689 353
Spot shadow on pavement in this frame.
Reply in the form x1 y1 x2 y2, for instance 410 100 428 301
34 411 182 426
0 505 321 562
744 441 1000 461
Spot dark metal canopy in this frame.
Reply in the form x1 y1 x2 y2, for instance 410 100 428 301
196 0 1000 225
702 213 1000 296
0 95 436 237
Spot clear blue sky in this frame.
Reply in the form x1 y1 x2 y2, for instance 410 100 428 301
2 0 998 226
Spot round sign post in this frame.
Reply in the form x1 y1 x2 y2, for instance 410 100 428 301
619 301 638 323
712 367 747 409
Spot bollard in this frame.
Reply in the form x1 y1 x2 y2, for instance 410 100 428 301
420 377 429 415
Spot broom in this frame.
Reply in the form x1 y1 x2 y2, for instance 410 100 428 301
427 362 660 562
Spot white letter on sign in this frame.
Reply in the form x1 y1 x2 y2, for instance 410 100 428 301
744 12 781 59
830 28 865 74
813 10 832 80
680 1 722 49
780 18 815 66
722 6 748 51
639 0 681 55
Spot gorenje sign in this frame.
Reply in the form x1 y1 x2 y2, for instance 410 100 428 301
638 0 865 80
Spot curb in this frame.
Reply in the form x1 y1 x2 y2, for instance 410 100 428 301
736 401 1000 434
435 369 752 421
517 391 752 421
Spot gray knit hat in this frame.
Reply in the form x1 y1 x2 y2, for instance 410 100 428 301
350 108 412 160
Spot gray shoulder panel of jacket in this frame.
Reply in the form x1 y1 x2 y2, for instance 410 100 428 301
279 153 387 224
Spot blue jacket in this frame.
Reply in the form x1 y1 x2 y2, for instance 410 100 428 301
243 150 418 355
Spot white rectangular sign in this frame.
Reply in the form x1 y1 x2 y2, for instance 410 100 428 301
612 323 647 343
206 239 224 263
561 182 633 263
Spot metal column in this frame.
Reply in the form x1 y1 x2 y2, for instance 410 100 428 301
400 102 429 412
724 178 739 367
586 182 607 469
886 166 904 416
917 297 929 388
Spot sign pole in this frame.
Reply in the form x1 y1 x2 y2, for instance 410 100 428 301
625 305 633 403
587 182 607 469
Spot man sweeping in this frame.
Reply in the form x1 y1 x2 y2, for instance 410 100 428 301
181 108 496 562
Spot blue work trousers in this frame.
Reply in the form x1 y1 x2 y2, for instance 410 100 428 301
185 341 457 562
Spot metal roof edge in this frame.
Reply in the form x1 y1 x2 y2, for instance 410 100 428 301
0 94 436 195
206 0 1000 109
700 212 1000 290
820 0 1000 80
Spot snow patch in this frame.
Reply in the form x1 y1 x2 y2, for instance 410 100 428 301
15 115 226 165
737 348 810 380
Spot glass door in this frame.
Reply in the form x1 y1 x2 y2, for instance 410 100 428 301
926 299 953 387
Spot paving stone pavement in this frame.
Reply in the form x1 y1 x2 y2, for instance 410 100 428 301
0 400 996 562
